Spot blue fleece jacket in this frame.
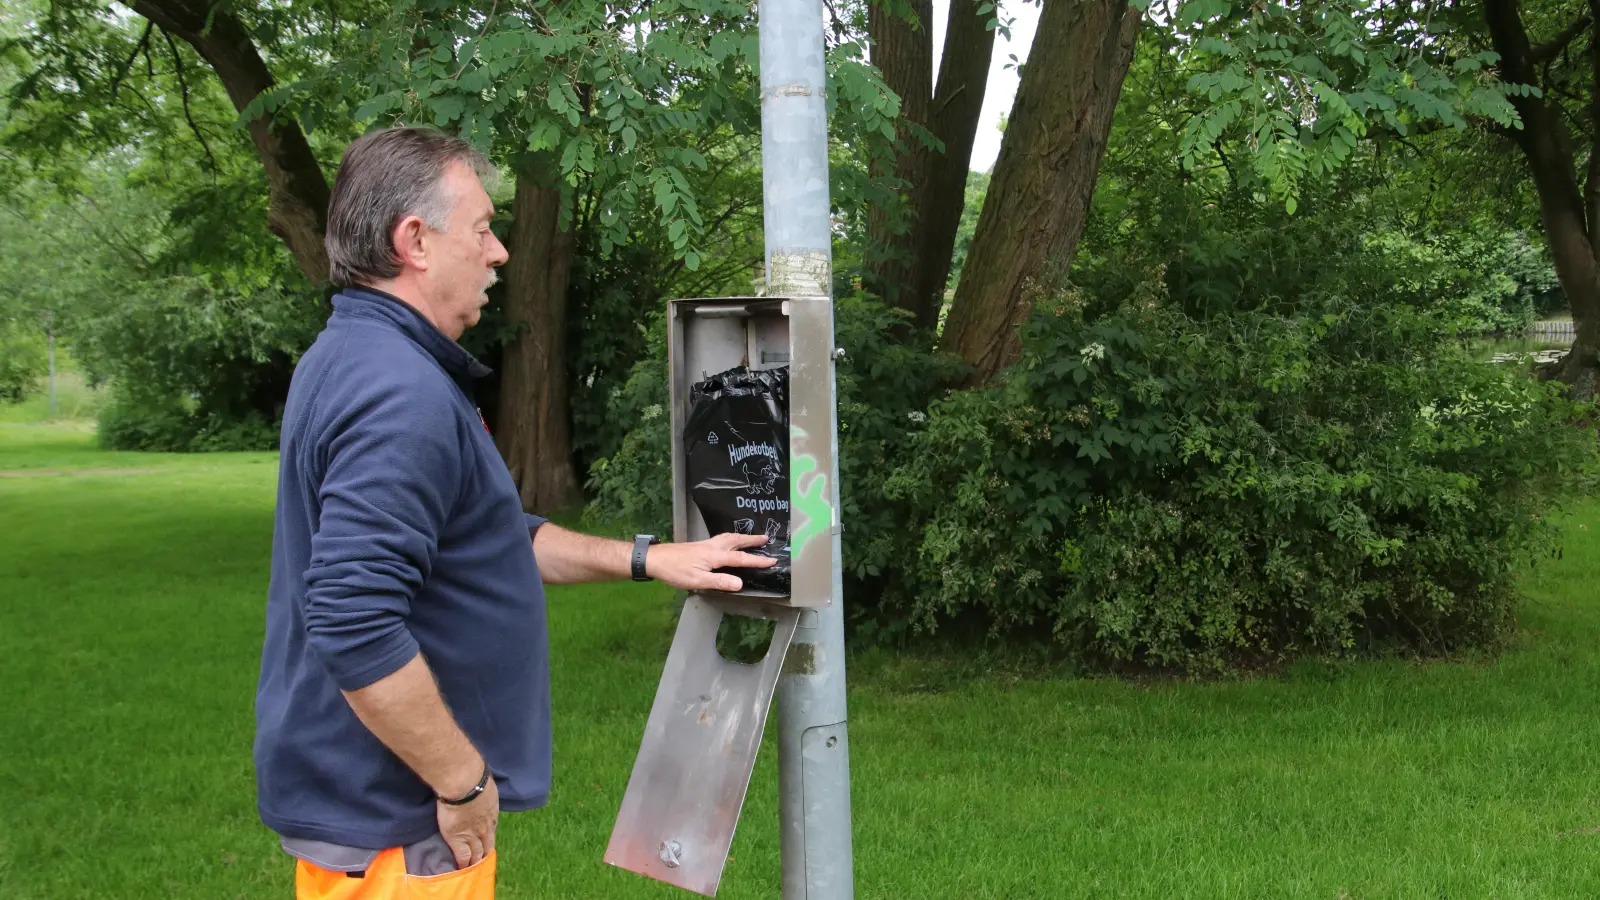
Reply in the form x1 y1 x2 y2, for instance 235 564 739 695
254 287 551 849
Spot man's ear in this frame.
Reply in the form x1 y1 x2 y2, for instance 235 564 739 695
390 215 430 272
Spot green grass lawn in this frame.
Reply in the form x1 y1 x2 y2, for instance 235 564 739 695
4 424 1600 898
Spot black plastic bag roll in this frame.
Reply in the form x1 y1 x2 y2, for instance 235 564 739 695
683 365 790 593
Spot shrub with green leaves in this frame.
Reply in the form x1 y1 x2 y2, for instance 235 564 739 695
0 320 47 403
96 389 199 452
98 386 281 453
78 275 318 452
586 282 1593 670
880 285 1596 670
1366 230 1556 335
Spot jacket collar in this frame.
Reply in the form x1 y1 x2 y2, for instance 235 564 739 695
334 286 492 382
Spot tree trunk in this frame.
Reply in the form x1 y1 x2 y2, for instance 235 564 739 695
904 0 997 330
131 0 331 285
496 169 583 513
865 0 935 310
865 0 997 332
1483 0 1600 397
939 0 1140 384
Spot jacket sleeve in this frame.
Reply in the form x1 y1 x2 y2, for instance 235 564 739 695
302 378 462 691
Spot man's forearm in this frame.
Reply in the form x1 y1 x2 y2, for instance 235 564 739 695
532 523 632 585
342 653 485 799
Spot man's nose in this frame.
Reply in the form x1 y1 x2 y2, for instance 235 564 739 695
487 232 510 267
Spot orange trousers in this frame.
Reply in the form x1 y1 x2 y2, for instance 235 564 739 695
295 848 496 900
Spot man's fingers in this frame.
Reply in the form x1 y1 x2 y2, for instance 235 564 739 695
713 573 744 592
447 833 474 870
717 533 770 550
476 810 496 851
723 551 778 568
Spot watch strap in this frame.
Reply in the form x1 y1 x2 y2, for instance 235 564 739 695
632 534 658 582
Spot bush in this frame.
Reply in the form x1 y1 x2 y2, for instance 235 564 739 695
0 321 47 403
97 390 198 452
1365 231 1554 336
73 274 317 447
585 282 1594 671
97 388 279 452
191 410 280 452
581 314 674 537
879 283 1596 670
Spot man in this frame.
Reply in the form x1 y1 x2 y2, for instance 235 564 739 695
255 126 772 898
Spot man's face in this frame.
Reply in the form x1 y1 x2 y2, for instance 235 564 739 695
423 162 509 339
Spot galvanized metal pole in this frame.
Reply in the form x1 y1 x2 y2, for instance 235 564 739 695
759 0 855 896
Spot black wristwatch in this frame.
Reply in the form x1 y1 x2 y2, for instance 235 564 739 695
632 534 659 582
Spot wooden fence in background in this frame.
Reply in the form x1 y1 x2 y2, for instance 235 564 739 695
1528 320 1576 343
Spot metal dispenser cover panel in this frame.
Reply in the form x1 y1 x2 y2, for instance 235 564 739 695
603 595 799 896
604 297 839 894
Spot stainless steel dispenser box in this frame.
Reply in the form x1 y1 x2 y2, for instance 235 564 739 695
604 295 841 895
667 295 838 606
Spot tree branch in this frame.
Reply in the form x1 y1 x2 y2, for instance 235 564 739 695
822 0 850 42
160 27 218 177
1214 141 1241 192
1485 0 1540 86
110 20 153 100
451 0 499 79
1529 14 1593 65
65 194 155 270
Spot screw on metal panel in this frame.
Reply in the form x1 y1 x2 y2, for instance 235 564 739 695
659 840 683 868
826 736 838 749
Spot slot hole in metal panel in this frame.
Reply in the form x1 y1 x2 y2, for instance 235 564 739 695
715 613 777 666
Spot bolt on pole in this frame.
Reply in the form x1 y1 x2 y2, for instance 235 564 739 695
758 0 856 895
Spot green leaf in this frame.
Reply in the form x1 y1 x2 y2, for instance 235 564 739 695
352 91 402 123
526 119 562 152
430 95 464 125
1176 0 1230 27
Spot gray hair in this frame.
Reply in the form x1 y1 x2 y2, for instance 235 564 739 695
324 127 496 289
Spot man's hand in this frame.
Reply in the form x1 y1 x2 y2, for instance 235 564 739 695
436 768 499 869
340 656 497 870
647 533 777 592
532 524 778 587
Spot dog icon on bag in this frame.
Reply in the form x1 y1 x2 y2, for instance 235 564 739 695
742 458 779 496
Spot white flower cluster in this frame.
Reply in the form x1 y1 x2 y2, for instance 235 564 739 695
1080 342 1106 362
